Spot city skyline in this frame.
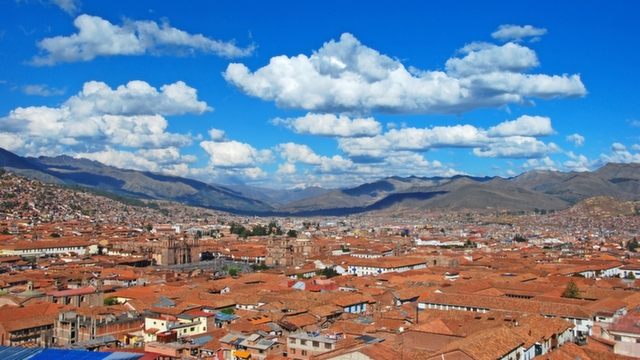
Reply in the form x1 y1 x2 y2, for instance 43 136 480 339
1 1 639 189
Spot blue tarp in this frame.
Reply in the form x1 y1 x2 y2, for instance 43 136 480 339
0 346 145 360
0 346 45 360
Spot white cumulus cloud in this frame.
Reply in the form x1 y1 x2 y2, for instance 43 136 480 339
445 42 539 77
522 157 558 171
487 115 553 137
473 137 561 159
491 24 548 42
31 14 255 65
275 143 323 165
595 143 640 165
22 84 66 96
271 113 381 137
50 0 81 15
566 133 585 147
0 80 207 155
564 151 592 171
339 115 561 161
224 33 585 115
200 140 274 168
208 128 228 142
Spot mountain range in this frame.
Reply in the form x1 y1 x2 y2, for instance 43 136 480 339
1 147 639 216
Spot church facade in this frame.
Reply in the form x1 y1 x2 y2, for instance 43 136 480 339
153 236 200 266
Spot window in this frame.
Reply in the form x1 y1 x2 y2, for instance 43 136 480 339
289 338 296 344
313 341 319 347
190 327 195 332
614 335 622 341
302 350 307 356
300 340 307 345
324 343 332 349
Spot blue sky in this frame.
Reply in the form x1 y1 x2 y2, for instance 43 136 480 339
1 1 639 189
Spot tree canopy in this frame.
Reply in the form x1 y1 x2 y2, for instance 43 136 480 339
561 280 581 299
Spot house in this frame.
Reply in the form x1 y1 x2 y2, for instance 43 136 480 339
0 301 66 347
143 311 213 342
418 292 594 337
54 308 145 347
601 312 640 357
332 294 373 315
286 331 340 360
218 332 284 360
425 326 525 360
344 257 428 277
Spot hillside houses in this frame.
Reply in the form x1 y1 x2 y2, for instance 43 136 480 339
2 172 640 358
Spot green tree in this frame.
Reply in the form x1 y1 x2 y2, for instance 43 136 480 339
104 296 119 306
221 307 235 315
287 229 298 238
251 224 267 236
561 280 581 299
267 221 282 235
627 237 639 252
145 223 153 231
316 267 340 279
626 272 636 280
229 223 246 235
513 234 527 243
228 268 239 277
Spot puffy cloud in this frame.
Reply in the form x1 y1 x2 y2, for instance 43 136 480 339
76 147 160 171
445 42 539 77
487 115 553 137
31 14 254 65
200 140 274 168
473 137 561 159
566 133 585 147
208 128 228 142
599 143 640 163
50 0 81 15
522 157 558 170
277 163 297 174
74 147 196 173
242 167 268 179
611 142 627 152
318 155 357 174
274 143 323 165
491 25 547 42
224 33 585 115
263 150 460 189
22 84 66 96
339 116 561 160
632 144 640 151
271 113 381 137
0 80 207 155
563 151 592 171
135 147 197 165
65 80 211 116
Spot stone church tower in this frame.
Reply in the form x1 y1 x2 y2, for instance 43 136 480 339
265 234 293 267
154 235 200 266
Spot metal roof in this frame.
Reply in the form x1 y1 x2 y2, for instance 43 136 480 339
214 312 239 321
0 345 45 360
0 346 145 360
